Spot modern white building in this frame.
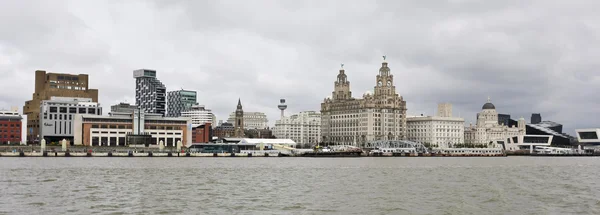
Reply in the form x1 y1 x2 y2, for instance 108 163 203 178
407 115 465 148
493 134 553 152
181 105 216 127
576 128 600 149
227 111 268 130
274 111 321 147
464 98 526 145
39 97 102 142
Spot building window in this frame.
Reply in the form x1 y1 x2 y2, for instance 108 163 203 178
50 107 57 113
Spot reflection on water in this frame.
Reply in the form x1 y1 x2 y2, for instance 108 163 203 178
1 157 599 214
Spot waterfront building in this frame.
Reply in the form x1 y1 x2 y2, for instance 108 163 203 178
274 111 321 147
110 102 137 113
576 128 600 148
73 111 191 147
464 98 526 145
227 111 269 130
134 69 166 116
233 99 245 137
192 123 212 143
492 134 553 152
406 116 464 148
321 58 408 146
167 89 197 117
181 105 216 127
39 97 102 143
213 122 235 139
531 113 542 124
0 108 22 144
526 122 572 146
23 70 98 142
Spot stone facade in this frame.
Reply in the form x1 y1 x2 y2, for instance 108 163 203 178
407 116 465 148
321 59 407 146
23 70 98 141
274 111 321 147
227 111 269 130
464 98 526 145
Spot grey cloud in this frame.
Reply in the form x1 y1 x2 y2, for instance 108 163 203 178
0 0 599 134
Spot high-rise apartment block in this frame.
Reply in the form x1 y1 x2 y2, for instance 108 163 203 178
23 70 98 141
134 69 166 116
167 89 197 117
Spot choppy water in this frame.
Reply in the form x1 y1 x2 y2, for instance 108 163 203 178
1 157 600 214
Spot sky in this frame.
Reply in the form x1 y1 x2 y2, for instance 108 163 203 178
0 0 599 135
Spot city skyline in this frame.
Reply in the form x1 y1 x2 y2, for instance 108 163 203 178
1 1 599 135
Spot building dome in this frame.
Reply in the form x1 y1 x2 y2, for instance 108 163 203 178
482 102 495 110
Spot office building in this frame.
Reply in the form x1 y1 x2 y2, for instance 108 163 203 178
134 69 166 116
274 111 321 147
110 102 138 113
167 89 197 117
0 108 22 144
181 105 216 127
227 111 269 130
192 123 212 143
73 111 191 147
407 104 465 148
213 122 235 139
39 97 102 143
23 70 98 142
321 58 408 146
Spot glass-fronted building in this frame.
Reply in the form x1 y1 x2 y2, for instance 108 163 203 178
167 90 197 117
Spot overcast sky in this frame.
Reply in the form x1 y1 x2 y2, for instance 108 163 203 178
1 0 599 134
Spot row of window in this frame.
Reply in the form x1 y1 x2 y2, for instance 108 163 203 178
0 124 19 127
47 107 99 114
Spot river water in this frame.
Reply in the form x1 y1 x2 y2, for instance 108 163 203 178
0 157 599 215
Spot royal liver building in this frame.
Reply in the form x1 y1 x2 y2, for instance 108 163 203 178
321 58 407 146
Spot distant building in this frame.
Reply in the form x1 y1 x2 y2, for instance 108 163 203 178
134 69 166 116
245 128 275 139
227 111 269 130
181 105 215 127
274 111 321 147
437 103 453 117
23 70 99 142
73 111 191 147
526 121 572 146
192 123 212 143
233 99 245 138
110 102 137 113
407 104 464 148
498 114 511 126
213 122 235 139
464 98 526 145
576 128 600 148
0 109 22 144
321 59 408 145
531 113 542 124
167 89 197 117
39 97 102 143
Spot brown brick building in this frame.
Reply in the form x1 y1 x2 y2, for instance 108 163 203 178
192 123 212 143
0 110 22 144
23 70 98 142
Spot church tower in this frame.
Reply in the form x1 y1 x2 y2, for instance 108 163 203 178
332 64 352 101
234 98 245 138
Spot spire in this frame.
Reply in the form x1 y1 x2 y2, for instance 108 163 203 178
487 96 491 103
237 98 243 110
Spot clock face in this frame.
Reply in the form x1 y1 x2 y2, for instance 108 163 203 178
387 81 392 86
378 81 382 86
